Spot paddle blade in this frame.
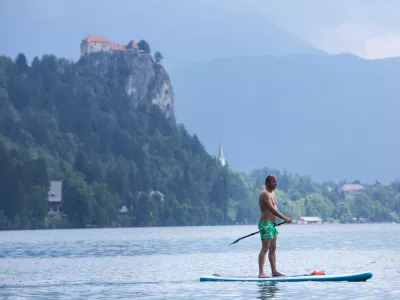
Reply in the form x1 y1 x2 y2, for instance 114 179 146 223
228 239 240 246
228 230 260 246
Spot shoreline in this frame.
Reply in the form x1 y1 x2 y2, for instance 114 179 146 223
0 221 398 232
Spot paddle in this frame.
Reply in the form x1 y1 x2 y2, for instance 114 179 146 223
228 221 286 245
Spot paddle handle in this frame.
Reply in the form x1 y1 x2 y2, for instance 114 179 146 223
275 220 286 227
254 220 286 233
229 221 286 245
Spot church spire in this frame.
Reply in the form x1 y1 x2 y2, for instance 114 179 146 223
218 138 226 166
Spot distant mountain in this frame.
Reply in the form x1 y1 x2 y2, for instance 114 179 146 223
157 15 326 68
1 51 398 230
0 1 325 69
154 6 326 68
170 53 400 183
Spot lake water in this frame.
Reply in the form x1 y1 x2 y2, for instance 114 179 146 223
0 223 399 299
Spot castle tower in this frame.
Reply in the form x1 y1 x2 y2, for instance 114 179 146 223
218 138 226 166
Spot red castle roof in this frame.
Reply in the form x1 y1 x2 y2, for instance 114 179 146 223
111 44 126 51
126 40 138 49
84 35 110 43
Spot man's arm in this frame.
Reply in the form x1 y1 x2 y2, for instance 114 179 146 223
264 193 291 222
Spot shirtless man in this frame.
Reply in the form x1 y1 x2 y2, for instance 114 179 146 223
258 174 292 278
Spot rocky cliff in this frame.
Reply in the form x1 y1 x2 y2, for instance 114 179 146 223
78 51 174 119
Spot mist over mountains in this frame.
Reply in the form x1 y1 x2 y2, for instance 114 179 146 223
0 1 325 69
171 53 400 183
2 0 400 184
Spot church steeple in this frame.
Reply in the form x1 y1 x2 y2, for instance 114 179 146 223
218 138 226 166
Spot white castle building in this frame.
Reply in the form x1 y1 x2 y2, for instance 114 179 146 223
80 35 139 57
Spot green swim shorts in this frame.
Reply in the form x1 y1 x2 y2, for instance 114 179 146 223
258 220 279 240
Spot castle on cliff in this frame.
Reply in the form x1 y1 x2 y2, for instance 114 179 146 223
80 35 139 57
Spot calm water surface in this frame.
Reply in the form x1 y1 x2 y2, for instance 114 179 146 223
0 223 399 299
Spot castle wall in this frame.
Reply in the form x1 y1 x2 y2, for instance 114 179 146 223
81 41 111 56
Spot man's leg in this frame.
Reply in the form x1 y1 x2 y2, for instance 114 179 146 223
258 239 271 278
268 236 285 276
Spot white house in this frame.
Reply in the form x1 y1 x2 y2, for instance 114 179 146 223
80 36 111 56
296 216 323 224
48 181 63 220
80 35 139 56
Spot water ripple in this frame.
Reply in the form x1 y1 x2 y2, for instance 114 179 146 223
0 224 398 299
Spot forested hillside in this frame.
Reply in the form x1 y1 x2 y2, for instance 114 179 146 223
240 167 400 224
0 52 398 230
0 52 247 229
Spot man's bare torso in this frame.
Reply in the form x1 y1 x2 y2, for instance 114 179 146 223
259 189 277 222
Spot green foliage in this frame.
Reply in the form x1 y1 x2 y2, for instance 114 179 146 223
303 194 333 220
138 40 151 54
0 52 244 229
243 167 400 224
332 201 353 223
0 52 398 230
0 210 12 229
0 140 49 229
154 51 163 63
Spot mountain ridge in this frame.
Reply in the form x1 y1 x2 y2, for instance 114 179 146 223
170 52 400 183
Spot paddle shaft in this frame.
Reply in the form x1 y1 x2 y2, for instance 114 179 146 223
229 221 286 245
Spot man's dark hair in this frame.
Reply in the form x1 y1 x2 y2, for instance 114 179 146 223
265 174 276 185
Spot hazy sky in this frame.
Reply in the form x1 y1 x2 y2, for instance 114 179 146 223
1 0 400 65
262 0 400 59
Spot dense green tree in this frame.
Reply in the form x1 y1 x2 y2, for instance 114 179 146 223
138 40 151 54
0 51 398 230
154 51 163 63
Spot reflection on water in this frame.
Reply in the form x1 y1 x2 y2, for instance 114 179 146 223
257 282 280 299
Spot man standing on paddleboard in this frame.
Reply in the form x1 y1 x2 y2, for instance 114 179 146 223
258 174 292 278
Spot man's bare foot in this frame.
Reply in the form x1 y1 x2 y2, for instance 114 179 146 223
258 273 270 278
272 271 285 277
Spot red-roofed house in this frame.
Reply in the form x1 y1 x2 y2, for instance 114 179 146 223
339 183 364 197
81 35 111 56
80 36 141 56
86 36 110 43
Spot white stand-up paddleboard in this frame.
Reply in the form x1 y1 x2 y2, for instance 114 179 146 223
200 271 373 282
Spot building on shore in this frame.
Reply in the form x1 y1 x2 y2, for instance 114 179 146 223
339 183 364 198
48 181 63 220
296 216 323 224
